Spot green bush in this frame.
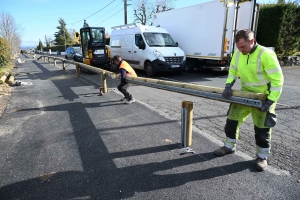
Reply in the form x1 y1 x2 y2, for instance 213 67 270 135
43 44 80 52
0 37 11 67
257 3 300 56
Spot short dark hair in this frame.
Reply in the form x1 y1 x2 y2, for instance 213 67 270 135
113 55 120 61
235 29 254 43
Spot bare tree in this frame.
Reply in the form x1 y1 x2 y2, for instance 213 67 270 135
45 35 53 47
0 12 23 57
133 0 175 25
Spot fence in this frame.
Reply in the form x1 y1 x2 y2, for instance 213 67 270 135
37 55 267 149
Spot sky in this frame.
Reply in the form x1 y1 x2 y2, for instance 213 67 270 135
0 0 278 48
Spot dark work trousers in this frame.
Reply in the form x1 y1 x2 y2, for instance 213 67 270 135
117 82 133 100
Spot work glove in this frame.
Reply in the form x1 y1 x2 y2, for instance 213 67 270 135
261 99 274 112
222 84 233 99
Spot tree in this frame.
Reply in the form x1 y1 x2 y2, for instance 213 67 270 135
133 0 175 25
37 39 44 51
53 18 73 45
0 12 23 57
45 35 53 47
0 37 11 67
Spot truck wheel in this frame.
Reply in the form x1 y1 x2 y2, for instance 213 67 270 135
73 56 77 62
65 55 68 59
185 61 193 72
145 62 155 76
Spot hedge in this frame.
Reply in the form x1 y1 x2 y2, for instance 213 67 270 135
0 37 11 67
257 3 300 56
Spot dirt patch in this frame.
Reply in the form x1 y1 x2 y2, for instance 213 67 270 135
0 84 11 118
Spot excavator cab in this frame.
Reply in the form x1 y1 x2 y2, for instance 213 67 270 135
80 27 110 66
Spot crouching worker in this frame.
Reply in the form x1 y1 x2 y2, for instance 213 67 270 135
113 55 137 104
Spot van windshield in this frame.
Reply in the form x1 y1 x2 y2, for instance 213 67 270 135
143 33 177 47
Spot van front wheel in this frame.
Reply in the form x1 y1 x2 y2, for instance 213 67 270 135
145 62 155 76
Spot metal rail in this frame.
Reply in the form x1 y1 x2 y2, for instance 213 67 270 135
125 79 263 108
37 55 264 108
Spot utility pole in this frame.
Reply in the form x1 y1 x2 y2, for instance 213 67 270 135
124 0 127 24
124 0 132 25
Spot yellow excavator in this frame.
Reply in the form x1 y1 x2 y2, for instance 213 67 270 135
76 22 111 68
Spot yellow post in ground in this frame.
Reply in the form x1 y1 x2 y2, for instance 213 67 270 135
54 58 56 66
8 72 16 85
62 60 65 70
0 72 9 84
76 64 80 77
101 72 107 93
181 101 193 147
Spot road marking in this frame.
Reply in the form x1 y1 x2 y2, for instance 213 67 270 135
37 100 46 115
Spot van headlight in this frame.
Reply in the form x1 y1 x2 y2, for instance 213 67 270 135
153 49 165 62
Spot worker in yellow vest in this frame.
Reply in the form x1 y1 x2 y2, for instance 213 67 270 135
214 29 284 171
113 55 137 104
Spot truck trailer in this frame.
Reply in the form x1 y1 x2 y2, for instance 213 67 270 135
152 0 260 72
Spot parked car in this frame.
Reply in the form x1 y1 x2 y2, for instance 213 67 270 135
65 47 83 62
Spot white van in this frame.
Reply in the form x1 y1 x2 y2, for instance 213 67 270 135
110 23 186 76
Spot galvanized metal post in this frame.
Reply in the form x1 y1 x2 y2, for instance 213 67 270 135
76 64 80 77
181 101 193 147
62 60 65 70
101 72 107 93
181 107 187 147
180 101 195 154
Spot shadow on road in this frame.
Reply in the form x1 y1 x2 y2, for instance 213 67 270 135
0 60 257 200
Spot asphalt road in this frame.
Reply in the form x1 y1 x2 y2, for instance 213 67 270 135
0 54 299 199
62 55 300 181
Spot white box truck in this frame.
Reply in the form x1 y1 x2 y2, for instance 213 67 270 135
152 0 260 72
110 23 186 76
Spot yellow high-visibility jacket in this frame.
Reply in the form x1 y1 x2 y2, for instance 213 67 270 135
226 45 284 102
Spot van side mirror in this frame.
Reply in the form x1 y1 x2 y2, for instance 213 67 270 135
138 40 146 50
176 42 178 47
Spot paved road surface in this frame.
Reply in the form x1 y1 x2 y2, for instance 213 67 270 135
0 54 299 199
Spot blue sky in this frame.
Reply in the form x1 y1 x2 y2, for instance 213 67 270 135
0 0 277 48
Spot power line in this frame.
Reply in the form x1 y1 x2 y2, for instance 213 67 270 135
89 2 123 25
94 7 124 26
68 0 116 25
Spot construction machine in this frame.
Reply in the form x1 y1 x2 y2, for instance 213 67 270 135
78 25 110 67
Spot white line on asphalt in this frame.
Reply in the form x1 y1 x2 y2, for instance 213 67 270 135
37 100 46 115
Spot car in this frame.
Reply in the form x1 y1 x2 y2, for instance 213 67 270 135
65 46 83 62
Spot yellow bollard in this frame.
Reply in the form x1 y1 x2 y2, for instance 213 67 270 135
8 72 16 85
0 72 9 84
181 101 193 147
101 72 107 93
54 58 56 66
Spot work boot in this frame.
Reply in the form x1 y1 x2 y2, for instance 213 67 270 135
214 146 236 157
120 97 127 101
255 157 268 171
125 99 135 104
